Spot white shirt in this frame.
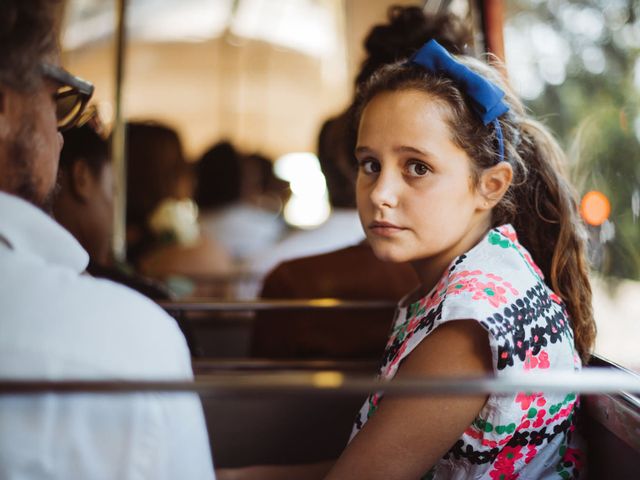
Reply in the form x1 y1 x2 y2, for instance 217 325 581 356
248 208 365 277
200 203 286 260
0 192 215 479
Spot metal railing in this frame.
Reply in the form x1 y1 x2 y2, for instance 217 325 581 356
159 298 397 313
1 369 639 397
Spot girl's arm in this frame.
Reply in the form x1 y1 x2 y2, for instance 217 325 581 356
325 320 492 480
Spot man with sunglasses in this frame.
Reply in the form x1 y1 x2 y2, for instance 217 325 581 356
0 2 215 478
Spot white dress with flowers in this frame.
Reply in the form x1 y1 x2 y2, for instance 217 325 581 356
350 225 585 479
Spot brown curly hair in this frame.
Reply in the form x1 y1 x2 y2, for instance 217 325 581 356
354 57 596 363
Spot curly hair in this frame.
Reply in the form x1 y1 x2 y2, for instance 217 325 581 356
356 6 473 86
354 58 596 363
0 0 62 91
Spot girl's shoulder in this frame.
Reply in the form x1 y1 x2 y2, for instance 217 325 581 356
435 224 549 322
381 225 574 378
403 224 546 327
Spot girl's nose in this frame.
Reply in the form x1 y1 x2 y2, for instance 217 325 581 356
369 170 399 209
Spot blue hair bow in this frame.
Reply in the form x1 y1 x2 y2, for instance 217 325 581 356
409 39 509 162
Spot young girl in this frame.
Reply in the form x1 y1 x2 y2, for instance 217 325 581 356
323 40 596 479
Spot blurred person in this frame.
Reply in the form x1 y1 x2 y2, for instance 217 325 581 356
53 121 171 299
251 6 470 357
126 122 232 282
196 141 287 263
242 152 290 217
0 1 215 478
247 117 367 277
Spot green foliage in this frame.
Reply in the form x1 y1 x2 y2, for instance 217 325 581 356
506 0 640 280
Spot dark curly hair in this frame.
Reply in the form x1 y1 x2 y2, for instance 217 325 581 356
356 6 473 86
0 0 63 91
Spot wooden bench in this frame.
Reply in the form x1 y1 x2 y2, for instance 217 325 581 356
160 299 396 358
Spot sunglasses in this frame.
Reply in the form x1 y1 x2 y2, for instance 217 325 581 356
40 63 95 131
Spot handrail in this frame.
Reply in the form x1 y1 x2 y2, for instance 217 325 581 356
192 359 377 372
588 353 640 410
1 369 639 396
159 298 397 313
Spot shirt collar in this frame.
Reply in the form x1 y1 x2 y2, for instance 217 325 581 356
0 191 89 273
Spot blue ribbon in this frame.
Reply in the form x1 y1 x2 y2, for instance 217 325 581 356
409 40 509 162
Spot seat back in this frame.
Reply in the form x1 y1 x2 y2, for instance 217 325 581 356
161 299 395 358
193 359 376 467
582 355 640 477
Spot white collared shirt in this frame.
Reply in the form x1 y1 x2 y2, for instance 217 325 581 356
0 192 215 479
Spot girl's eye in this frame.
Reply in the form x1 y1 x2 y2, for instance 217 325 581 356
406 161 430 177
359 159 380 174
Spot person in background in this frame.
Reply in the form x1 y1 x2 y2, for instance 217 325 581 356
0 1 215 478
252 7 470 359
196 141 287 264
247 116 366 277
53 121 171 299
126 122 233 285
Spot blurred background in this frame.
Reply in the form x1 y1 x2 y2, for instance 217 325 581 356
59 0 639 371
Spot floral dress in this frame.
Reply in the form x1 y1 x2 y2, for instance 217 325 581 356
350 225 585 479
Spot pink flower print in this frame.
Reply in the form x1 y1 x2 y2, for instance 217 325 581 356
473 281 508 308
524 445 537 464
418 291 441 311
515 392 536 410
406 315 423 334
538 351 550 369
523 350 537 371
446 277 478 296
464 426 483 440
524 350 550 371
523 252 544 279
458 269 482 277
498 225 518 243
532 409 547 428
490 445 523 480
563 447 583 470
502 281 519 296
431 276 448 299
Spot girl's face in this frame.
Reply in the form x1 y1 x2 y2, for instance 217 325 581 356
355 89 490 272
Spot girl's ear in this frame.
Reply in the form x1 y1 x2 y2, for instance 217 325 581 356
476 162 513 210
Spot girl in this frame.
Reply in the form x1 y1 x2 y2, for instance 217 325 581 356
324 40 596 479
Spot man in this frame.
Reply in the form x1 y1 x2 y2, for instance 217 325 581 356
0 2 215 478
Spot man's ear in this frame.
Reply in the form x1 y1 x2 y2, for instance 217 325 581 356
70 159 94 203
476 162 513 210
